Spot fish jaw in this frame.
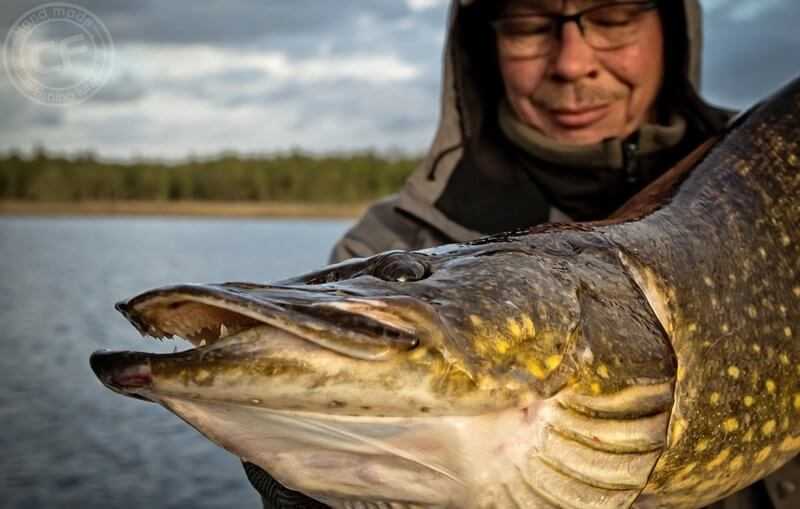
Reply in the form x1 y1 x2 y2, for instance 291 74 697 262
136 392 669 509
90 283 537 417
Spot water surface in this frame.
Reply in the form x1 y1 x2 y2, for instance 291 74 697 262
0 217 350 508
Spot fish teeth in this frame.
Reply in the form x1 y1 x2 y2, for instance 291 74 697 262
199 339 207 347
220 323 229 338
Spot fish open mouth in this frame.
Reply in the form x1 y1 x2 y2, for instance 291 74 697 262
91 283 424 399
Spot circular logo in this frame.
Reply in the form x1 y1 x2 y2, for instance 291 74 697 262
4 3 115 106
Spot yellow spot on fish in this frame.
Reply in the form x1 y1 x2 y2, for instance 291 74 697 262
766 380 777 394
729 455 745 471
782 416 790 431
736 161 751 176
721 324 730 334
671 418 689 446
596 364 610 379
794 287 800 298
710 393 721 405
495 340 511 354
520 315 536 337
506 318 522 338
723 418 739 432
746 305 758 318
762 420 777 436
591 383 602 395
779 435 800 452
781 353 791 365
408 346 428 361
696 479 720 494
789 154 799 167
677 462 697 478
695 439 710 453
781 235 792 247
728 366 741 379
756 446 773 464
794 394 800 411
688 323 698 333
703 276 714 287
743 428 755 443
469 315 483 327
195 370 211 382
706 448 731 470
753 344 762 353
758 247 768 259
545 355 562 371
526 359 546 380
744 396 755 407
785 327 794 338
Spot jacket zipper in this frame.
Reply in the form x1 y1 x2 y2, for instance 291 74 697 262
623 137 640 185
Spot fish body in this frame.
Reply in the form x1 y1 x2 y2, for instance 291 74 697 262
91 76 800 508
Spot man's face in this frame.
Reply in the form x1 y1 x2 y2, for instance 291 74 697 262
496 0 665 145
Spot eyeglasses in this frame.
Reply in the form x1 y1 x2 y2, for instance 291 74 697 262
491 1 659 59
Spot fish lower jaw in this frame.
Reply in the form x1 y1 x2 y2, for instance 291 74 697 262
155 393 669 509
155 397 582 508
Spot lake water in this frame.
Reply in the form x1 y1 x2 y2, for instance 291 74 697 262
0 217 352 509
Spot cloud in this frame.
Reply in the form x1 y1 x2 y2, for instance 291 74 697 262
406 0 449 11
1 0 798 159
0 80 66 134
700 0 799 108
701 0 783 21
88 72 147 103
114 45 419 84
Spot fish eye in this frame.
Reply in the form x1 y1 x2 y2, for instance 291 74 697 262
371 253 429 283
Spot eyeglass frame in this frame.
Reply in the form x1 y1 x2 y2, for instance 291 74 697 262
491 0 660 57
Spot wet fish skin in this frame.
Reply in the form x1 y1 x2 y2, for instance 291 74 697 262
90 75 800 508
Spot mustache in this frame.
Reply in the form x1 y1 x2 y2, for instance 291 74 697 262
531 83 628 109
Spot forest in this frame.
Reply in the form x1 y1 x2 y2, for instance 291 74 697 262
0 148 420 204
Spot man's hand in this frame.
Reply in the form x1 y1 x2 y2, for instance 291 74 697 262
243 461 330 509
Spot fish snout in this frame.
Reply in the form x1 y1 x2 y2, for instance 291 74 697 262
90 350 154 401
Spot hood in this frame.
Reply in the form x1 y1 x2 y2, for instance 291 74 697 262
397 0 712 238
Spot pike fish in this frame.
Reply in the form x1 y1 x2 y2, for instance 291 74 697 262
91 76 800 509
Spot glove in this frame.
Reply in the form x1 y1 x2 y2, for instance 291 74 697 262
242 461 330 509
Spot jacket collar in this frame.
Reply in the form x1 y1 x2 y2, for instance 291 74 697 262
497 100 688 171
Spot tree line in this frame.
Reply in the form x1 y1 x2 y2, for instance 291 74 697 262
0 149 421 203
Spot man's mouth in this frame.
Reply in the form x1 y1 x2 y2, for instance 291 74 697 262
549 104 610 128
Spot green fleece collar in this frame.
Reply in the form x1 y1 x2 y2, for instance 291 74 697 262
497 100 687 170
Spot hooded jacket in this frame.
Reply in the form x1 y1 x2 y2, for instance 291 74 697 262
330 0 730 262
246 2 800 507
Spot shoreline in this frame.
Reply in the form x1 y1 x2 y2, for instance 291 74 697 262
0 200 367 219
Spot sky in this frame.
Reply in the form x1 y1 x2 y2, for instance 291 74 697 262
0 0 798 160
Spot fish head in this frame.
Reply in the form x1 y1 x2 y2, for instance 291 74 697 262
91 243 675 507
89 245 604 506
92 246 584 415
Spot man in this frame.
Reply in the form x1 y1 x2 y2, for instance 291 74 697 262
245 0 800 507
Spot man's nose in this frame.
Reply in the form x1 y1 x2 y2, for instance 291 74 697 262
550 22 598 81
